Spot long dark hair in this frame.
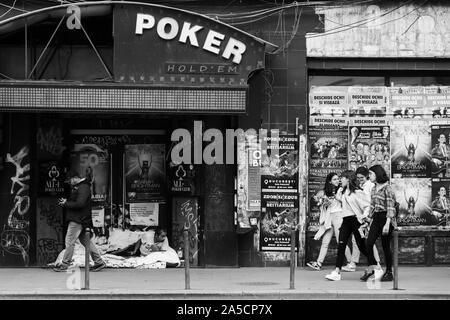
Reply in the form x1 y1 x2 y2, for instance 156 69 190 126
369 165 389 184
340 170 360 194
324 172 339 197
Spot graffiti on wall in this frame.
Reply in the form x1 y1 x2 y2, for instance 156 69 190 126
1 146 31 265
37 198 64 265
37 126 66 157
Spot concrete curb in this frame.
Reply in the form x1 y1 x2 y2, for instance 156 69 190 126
1 289 450 300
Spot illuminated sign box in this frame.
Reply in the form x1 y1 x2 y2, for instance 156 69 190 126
0 82 248 113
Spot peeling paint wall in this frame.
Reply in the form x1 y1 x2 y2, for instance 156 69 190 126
307 2 450 58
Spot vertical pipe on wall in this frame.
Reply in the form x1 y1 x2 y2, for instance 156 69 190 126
122 153 125 230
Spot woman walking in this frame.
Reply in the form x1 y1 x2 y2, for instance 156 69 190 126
307 172 353 270
325 170 371 281
362 165 397 282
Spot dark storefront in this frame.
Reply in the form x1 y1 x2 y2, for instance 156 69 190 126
0 1 280 267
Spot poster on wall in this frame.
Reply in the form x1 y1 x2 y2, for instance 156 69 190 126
260 135 298 251
71 144 110 205
129 203 159 226
307 179 325 229
391 120 431 178
92 207 105 228
391 179 429 226
430 178 450 226
389 87 426 118
309 124 348 178
431 124 450 178
348 86 388 117
38 161 65 196
424 87 450 118
124 144 165 203
169 163 195 195
309 86 348 117
236 135 261 230
348 118 390 174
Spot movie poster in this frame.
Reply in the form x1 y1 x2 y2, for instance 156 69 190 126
348 86 388 117
391 179 430 226
430 178 450 226
124 144 165 203
391 120 432 178
309 124 348 178
348 118 390 174
425 86 450 118
388 87 425 118
70 144 110 205
309 86 348 117
260 135 298 251
431 124 450 178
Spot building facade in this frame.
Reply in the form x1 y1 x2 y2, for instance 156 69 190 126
1 0 448 268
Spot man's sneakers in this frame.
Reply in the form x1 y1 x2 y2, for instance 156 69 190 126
306 261 322 271
325 270 341 281
53 264 69 272
341 262 357 272
91 262 107 272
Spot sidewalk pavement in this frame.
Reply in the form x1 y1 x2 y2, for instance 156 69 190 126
0 266 449 299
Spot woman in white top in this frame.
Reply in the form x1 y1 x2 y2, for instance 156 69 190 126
325 170 371 281
307 172 353 270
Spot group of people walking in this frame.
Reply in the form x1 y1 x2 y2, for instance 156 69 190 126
307 165 397 282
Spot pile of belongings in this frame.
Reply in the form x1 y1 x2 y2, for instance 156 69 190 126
48 228 181 269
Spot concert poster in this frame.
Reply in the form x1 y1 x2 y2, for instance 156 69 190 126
391 120 432 178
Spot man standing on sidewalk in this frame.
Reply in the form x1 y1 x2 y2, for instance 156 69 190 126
53 170 106 272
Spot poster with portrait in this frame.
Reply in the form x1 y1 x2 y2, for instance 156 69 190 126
430 124 450 178
309 86 348 117
70 144 110 205
391 120 432 178
424 86 450 118
391 179 430 226
124 144 166 203
348 118 390 174
348 86 388 117
430 178 450 226
309 124 348 178
388 87 425 118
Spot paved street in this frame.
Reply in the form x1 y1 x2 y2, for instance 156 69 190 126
0 266 449 299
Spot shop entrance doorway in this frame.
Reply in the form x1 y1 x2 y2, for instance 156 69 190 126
68 129 172 254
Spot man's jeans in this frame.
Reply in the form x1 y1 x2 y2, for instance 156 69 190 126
62 221 103 266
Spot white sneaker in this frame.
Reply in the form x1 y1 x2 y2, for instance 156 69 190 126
325 270 341 281
341 263 356 272
370 268 384 280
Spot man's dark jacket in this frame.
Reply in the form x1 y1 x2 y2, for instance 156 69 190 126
65 179 93 229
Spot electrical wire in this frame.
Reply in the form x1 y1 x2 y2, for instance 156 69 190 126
0 0 20 19
306 0 416 38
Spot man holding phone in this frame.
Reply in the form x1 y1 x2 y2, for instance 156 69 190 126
53 170 106 272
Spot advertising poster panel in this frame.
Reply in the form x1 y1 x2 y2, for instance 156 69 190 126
391 120 431 178
309 86 349 117
348 86 387 117
124 144 165 203
260 135 298 251
348 118 390 174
